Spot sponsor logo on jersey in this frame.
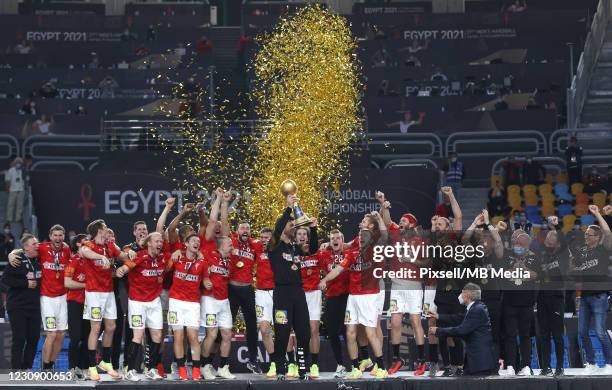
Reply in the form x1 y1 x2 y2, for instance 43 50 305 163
274 310 288 325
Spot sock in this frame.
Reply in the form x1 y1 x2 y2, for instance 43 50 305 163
43 361 53 370
176 357 186 367
201 355 209 366
352 358 360 369
220 356 228 367
127 341 140 371
376 355 385 370
417 344 425 361
269 352 276 363
429 343 438 363
392 344 400 359
287 352 296 365
148 342 160 370
209 353 216 368
192 360 200 369
359 346 369 361
311 353 318 365
102 347 111 363
88 350 97 368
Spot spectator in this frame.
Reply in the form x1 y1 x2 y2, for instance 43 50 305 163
501 156 522 187
19 100 37 116
488 180 507 217
99 76 119 98
146 24 157 41
0 223 15 269
34 114 54 135
39 79 58 99
512 211 533 235
584 167 603 195
14 40 33 55
522 157 546 185
443 152 465 199
196 35 213 55
565 136 582 185
88 53 99 69
372 47 392 68
4 157 26 224
435 197 455 220
75 105 87 116
385 111 425 133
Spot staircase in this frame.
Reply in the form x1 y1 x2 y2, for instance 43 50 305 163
580 26 612 127
457 188 489 229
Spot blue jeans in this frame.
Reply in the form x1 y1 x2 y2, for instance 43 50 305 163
578 293 612 365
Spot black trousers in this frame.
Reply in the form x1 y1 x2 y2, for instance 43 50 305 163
229 284 258 363
503 305 533 370
484 298 502 363
437 301 465 366
273 285 310 375
8 308 41 369
324 294 348 366
68 300 90 369
536 293 565 369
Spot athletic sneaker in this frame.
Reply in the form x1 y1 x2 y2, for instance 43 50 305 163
266 362 277 378
247 361 263 375
125 369 140 382
156 362 166 378
144 368 162 380
178 366 188 381
171 362 178 375
359 358 373 372
374 368 389 378
348 367 363 379
97 361 120 378
88 367 100 381
601 364 612 375
69 367 85 381
554 368 564 376
442 367 455 377
287 363 298 378
334 365 347 378
191 367 201 381
428 362 438 377
309 364 319 378
369 363 378 376
517 366 533 376
276 374 286 381
583 363 599 375
539 367 553 376
414 361 427 376
388 358 404 374
218 365 236 379
500 365 515 376
202 364 216 380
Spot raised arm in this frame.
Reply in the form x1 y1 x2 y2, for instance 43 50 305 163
483 210 504 260
197 201 209 236
376 191 393 227
273 194 296 242
590 205 612 250
156 197 176 233
372 210 388 245
441 186 462 231
462 212 483 245
167 202 195 244
220 190 232 237
205 187 224 241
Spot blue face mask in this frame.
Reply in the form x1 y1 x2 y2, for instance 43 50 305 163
513 246 526 256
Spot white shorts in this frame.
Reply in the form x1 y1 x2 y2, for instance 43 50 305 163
41 295 68 331
389 280 423 314
423 285 437 313
168 298 200 329
345 293 380 328
200 296 232 329
128 297 163 330
376 290 385 316
160 289 169 324
305 290 322 321
255 289 274 323
84 291 117 321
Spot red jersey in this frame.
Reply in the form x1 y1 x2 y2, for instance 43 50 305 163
38 241 71 297
320 250 349 297
65 254 86 304
203 250 230 300
198 233 216 253
162 240 182 289
126 251 168 302
229 234 260 284
82 240 121 293
299 253 323 292
340 250 380 295
255 248 274 290
168 254 206 303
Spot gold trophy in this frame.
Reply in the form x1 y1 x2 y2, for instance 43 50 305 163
280 179 312 227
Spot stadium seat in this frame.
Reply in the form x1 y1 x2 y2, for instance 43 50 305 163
580 214 596 227
544 174 554 185
541 193 556 204
562 215 576 232
554 184 573 201
525 206 542 224
490 175 503 188
523 184 537 197
540 203 555 217
570 182 584 196
575 203 589 217
575 192 589 205
555 173 569 184
557 203 573 217
593 192 606 208
508 194 522 210
524 194 539 206
538 183 553 196
507 185 521 196
491 216 505 225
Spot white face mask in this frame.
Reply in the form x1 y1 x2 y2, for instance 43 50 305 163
458 293 465 305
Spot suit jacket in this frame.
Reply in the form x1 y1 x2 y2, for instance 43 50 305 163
436 300 496 374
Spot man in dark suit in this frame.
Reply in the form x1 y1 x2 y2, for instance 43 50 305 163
429 283 497 376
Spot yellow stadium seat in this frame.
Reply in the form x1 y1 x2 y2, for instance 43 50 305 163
541 203 555 217
508 194 522 210
538 183 553 195
541 193 556 204
523 184 537 196
491 216 504 225
575 193 589 205
562 215 576 233
571 183 584 196
575 203 589 217
525 194 539 206
555 173 568 184
544 174 554 185
593 192 606 208
507 185 521 195
490 175 503 188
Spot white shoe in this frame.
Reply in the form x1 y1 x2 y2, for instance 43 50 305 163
517 366 533 376
171 362 178 375
217 365 236 379
144 368 163 380
334 365 347 378
600 364 612 375
202 364 216 380
583 363 600 375
500 365 515 376
125 369 141 382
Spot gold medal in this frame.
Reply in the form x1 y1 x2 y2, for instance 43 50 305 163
236 261 244 268
307 269 313 276
291 264 299 271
